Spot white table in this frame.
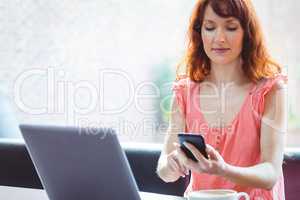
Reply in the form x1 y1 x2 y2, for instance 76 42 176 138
0 186 186 200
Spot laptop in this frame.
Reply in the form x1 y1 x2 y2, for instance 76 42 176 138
19 124 142 200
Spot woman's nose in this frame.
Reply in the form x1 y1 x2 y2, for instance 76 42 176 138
214 29 226 43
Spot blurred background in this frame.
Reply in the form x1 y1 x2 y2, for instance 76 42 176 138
0 0 299 147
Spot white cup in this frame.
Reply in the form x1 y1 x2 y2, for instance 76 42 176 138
187 189 249 200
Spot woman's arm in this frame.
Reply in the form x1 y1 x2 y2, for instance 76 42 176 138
156 95 188 182
222 81 287 190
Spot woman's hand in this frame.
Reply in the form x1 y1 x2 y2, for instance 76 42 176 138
174 142 228 176
165 148 190 178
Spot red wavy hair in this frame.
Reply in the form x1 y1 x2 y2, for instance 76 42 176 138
177 0 281 83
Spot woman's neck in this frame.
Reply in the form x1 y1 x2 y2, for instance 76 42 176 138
206 58 247 87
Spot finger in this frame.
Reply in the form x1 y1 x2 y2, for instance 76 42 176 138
185 159 203 172
179 162 189 175
205 144 220 160
183 162 190 175
168 158 179 172
168 154 181 170
176 156 189 175
176 147 187 160
176 148 191 166
173 143 184 156
172 156 187 176
175 150 201 172
170 158 186 177
184 142 209 165
173 142 181 148
171 157 186 176
174 143 201 175
173 149 190 175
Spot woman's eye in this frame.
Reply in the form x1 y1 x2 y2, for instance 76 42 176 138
226 27 238 31
205 27 215 31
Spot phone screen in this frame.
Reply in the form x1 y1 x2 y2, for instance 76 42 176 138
178 133 208 161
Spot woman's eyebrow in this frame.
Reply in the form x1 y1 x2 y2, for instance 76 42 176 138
203 19 215 23
203 18 238 23
225 18 239 23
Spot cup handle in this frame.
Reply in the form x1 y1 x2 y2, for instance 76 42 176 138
237 192 250 200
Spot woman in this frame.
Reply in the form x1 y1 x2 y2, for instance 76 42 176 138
156 0 287 199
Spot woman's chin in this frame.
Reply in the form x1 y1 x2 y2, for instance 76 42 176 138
210 58 234 66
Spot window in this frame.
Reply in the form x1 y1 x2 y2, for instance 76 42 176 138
0 1 299 147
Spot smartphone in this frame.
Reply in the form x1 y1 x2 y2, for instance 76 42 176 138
178 133 208 161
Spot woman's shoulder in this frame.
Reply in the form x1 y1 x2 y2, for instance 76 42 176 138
172 75 199 92
173 75 190 89
173 75 202 87
254 74 287 94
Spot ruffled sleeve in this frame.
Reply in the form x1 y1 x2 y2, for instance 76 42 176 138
172 78 188 116
256 74 288 117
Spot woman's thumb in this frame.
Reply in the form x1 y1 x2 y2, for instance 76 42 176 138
206 144 218 160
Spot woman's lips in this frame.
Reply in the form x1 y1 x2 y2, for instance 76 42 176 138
212 48 230 54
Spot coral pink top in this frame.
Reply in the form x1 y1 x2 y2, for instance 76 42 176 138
172 75 287 200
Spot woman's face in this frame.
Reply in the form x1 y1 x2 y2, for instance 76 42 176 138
201 5 244 65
